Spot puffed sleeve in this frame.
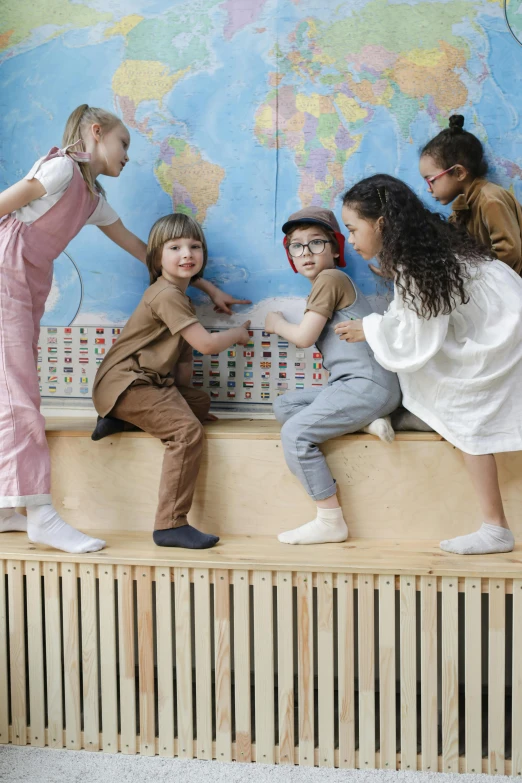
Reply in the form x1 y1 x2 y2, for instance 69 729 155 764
362 286 449 373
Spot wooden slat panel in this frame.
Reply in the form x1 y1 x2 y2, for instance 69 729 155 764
44 562 63 748
464 578 482 773
0 560 8 744
420 575 437 772
214 570 232 762
338 574 355 768
99 564 118 753
117 565 136 755
61 563 81 750
136 566 155 756
276 571 294 765
253 570 275 764
174 567 193 759
233 570 251 763
488 579 505 775
400 575 417 770
378 575 396 770
194 569 212 761
512 579 522 777
318 573 334 767
7 561 26 745
358 574 375 768
155 567 174 758
26 562 45 748
297 572 314 766
441 577 459 773
79 564 100 751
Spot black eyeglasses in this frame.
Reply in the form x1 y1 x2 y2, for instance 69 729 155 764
287 239 333 257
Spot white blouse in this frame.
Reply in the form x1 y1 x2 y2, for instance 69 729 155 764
16 154 119 226
363 259 522 455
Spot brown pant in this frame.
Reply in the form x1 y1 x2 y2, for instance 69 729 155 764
110 383 210 530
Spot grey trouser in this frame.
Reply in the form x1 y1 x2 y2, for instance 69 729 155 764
273 378 401 501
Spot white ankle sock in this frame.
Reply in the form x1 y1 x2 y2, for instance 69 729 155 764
278 506 348 545
26 504 106 554
362 416 395 443
440 522 514 555
0 507 27 533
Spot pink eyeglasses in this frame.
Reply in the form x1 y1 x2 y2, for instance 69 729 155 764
425 165 458 191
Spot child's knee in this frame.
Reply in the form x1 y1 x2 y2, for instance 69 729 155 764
273 394 292 424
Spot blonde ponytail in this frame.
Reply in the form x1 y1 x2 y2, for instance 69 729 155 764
62 104 124 197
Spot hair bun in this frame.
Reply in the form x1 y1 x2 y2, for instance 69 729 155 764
448 114 465 132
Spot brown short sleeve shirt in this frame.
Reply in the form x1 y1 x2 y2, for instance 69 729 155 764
305 269 356 319
92 277 199 416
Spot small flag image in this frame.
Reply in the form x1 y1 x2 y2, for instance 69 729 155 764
80 328 88 334
228 371 236 378
80 338 88 345
243 381 254 388
48 347 57 353
47 328 57 334
248 330 254 337
193 360 203 368
211 360 219 368
64 348 72 355
95 338 105 345
312 382 322 388
296 351 305 359
227 350 236 358
277 382 288 390
279 362 287 369
227 361 236 368
296 382 305 389
279 351 287 359
295 372 305 379
262 351 272 358
47 337 57 344
227 391 236 398
64 377 72 384
313 362 322 370
64 338 73 344
262 331 270 338
47 375 57 382
192 381 204 387
261 382 270 389
313 373 322 380
261 392 270 400
227 381 236 388
79 387 89 394
245 391 252 399
209 380 220 387
193 370 204 377
63 368 73 374
246 361 253 368
96 358 103 365
79 358 89 364
260 361 271 369
80 377 88 384
279 372 287 379
48 385 57 393
94 348 105 355
96 328 104 334
244 371 253 378
210 391 220 398
64 387 73 395
209 370 220 377
193 350 203 357
244 351 254 358
112 339 117 344
48 358 57 364
261 341 270 348
211 353 219 358
277 340 288 348
313 352 322 359
295 362 306 369
112 328 121 335
64 328 72 334
261 372 270 379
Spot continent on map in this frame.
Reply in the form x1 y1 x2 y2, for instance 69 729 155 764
156 138 225 222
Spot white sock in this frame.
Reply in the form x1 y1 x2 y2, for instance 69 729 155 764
440 522 514 555
362 416 395 443
27 504 106 554
0 507 27 533
278 506 348 545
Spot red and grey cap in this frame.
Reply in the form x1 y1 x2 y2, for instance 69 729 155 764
282 206 346 273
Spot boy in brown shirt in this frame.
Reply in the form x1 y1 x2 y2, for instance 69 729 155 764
92 214 250 549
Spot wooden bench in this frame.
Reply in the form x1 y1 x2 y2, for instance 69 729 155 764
1 417 521 773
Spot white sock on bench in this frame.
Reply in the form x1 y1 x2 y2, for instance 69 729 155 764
0 507 27 532
278 506 348 545
27 504 106 554
362 416 395 443
440 522 514 555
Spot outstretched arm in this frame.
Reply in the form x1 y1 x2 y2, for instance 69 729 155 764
191 277 252 315
264 310 328 349
98 219 147 263
0 178 46 219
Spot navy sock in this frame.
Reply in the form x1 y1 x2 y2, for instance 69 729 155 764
91 416 126 441
153 525 219 549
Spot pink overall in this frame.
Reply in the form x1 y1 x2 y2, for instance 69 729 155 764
0 148 98 507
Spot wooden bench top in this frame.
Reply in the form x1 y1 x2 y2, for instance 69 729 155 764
1 531 520 580
44 415 443 441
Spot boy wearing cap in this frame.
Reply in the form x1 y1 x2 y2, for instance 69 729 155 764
265 207 401 545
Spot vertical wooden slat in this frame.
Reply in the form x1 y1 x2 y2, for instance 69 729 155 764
136 566 155 756
174 567 193 759
99 564 118 753
276 571 294 765
358 574 375 769
44 562 63 748
214 570 232 762
338 573 355 768
400 575 417 771
155 567 174 758
79 564 100 751
488 578 505 775
420 575 437 772
318 573 334 767
378 575 396 770
465 577 482 773
61 562 81 750
297 571 314 766
512 579 522 777
194 569 212 760
253 570 275 764
233 570 251 763
7 561 26 745
117 565 136 755
441 577 459 773
26 562 45 747
0 560 8 744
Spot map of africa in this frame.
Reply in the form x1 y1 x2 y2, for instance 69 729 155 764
1 0 522 328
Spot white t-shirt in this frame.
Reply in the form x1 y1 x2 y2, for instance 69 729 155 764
15 155 119 226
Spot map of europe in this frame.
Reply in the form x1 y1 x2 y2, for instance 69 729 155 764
1 0 522 327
